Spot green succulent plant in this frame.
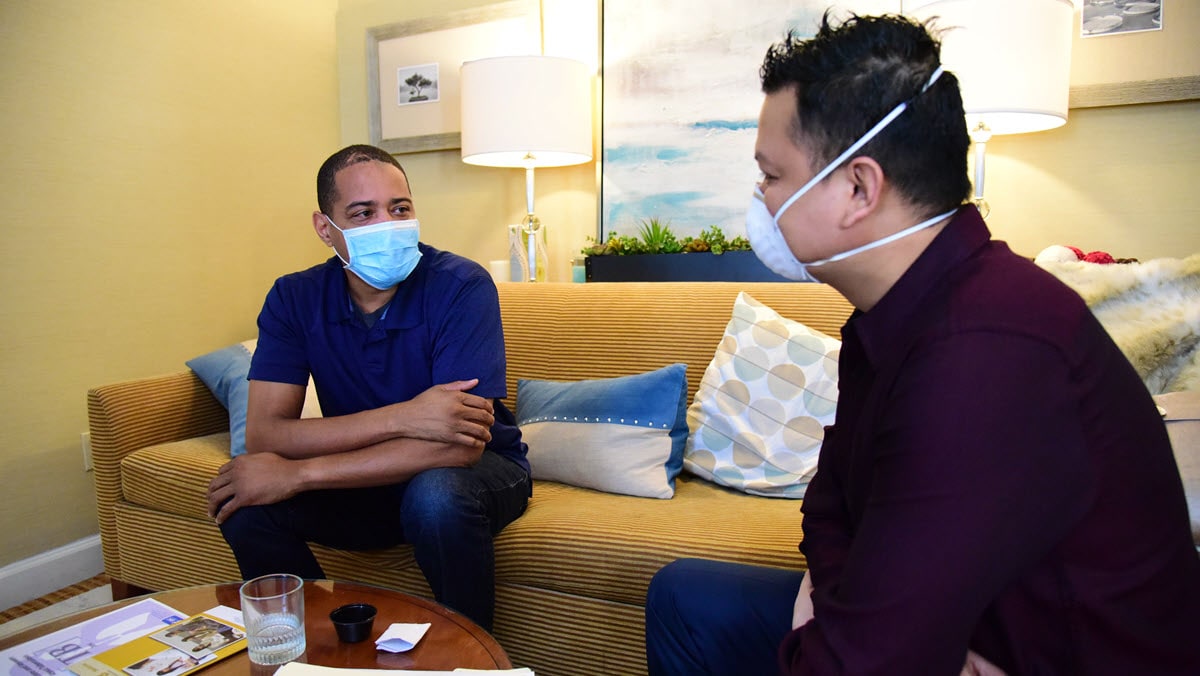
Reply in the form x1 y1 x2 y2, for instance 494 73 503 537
582 219 752 257
637 218 683 254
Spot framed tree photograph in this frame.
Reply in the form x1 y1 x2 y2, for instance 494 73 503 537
367 0 539 154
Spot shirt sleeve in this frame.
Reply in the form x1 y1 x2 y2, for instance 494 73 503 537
428 270 508 399
248 279 312 387
780 330 1092 674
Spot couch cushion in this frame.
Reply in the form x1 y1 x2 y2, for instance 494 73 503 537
517 363 689 499
119 432 807 610
121 433 230 520
494 474 806 607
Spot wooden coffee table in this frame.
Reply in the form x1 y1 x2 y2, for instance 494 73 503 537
0 580 511 672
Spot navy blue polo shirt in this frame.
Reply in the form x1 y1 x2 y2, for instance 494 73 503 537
249 243 527 471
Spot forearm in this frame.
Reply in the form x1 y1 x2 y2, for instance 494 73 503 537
246 404 403 459
291 437 483 490
245 379 494 459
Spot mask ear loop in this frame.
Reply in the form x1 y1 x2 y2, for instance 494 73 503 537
773 66 945 224
324 214 352 268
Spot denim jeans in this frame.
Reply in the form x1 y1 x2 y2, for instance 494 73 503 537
645 558 804 675
218 450 531 631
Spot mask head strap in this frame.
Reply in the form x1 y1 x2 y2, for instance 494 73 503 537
774 66 945 222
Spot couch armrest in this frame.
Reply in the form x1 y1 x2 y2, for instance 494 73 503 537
87 370 228 580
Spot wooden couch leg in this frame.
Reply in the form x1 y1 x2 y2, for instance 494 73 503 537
110 579 153 600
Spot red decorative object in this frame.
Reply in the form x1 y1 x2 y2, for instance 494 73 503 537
1083 251 1115 264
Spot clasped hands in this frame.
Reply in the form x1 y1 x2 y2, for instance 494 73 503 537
206 379 492 524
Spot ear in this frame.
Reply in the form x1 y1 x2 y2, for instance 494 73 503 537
840 157 885 229
312 211 335 247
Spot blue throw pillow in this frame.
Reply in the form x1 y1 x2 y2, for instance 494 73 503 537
516 363 689 498
186 343 254 457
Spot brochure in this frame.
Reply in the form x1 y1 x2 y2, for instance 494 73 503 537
67 606 245 676
1 599 186 676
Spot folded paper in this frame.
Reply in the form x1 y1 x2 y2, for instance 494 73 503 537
374 623 430 653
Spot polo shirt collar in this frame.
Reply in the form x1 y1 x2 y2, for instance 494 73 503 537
321 248 428 330
852 204 991 367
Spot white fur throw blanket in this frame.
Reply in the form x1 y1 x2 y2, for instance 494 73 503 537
1037 254 1200 394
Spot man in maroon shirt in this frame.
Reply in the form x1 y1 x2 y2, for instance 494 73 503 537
645 13 1200 675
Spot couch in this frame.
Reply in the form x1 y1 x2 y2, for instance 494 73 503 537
88 281 854 676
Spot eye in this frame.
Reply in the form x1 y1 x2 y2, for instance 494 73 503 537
391 204 412 217
350 209 372 221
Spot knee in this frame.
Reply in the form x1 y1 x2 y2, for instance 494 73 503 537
647 558 706 617
217 504 272 547
401 469 482 527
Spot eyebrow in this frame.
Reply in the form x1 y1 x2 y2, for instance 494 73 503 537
344 197 413 211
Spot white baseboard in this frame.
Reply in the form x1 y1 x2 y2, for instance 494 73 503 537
0 535 104 610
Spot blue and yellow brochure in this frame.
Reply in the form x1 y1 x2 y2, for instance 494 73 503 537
68 606 245 676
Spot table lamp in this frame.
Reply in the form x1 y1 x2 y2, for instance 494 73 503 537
907 0 1073 215
461 55 593 282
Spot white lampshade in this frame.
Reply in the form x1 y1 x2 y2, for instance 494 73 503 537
460 55 593 168
908 0 1073 135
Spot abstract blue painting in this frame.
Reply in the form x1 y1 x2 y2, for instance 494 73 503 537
601 0 900 240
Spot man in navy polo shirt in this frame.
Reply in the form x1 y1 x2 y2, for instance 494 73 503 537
206 144 530 631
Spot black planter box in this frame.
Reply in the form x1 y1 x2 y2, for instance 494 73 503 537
584 250 793 282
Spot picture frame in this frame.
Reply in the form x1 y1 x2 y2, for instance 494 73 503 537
367 0 540 155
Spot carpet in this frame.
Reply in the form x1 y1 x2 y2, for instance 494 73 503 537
0 574 110 625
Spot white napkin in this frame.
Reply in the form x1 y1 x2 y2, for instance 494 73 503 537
374 622 431 653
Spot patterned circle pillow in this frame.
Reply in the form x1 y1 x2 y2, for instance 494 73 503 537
683 292 840 498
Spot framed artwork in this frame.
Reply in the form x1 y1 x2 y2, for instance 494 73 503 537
367 0 540 155
600 1 898 241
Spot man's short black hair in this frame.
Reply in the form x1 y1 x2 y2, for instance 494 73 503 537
760 12 971 214
316 144 409 215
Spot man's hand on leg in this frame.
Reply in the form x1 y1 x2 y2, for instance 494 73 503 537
207 452 302 524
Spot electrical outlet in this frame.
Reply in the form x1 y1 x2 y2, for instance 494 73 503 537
82 432 93 472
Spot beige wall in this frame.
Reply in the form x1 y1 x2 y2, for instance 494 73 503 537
984 99 1200 259
0 0 339 565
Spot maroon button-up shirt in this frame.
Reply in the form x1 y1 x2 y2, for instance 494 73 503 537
781 206 1200 674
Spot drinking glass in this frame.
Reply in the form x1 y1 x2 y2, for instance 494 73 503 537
239 574 306 665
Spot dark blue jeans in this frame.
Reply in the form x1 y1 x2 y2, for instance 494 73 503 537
645 558 804 675
218 450 530 631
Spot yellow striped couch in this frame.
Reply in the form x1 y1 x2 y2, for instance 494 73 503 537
88 281 853 676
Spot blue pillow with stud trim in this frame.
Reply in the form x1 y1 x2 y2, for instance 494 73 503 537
516 363 688 498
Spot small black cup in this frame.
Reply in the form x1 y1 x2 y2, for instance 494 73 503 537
329 603 377 643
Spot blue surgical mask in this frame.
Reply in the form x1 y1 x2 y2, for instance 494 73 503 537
747 66 955 282
325 216 422 290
